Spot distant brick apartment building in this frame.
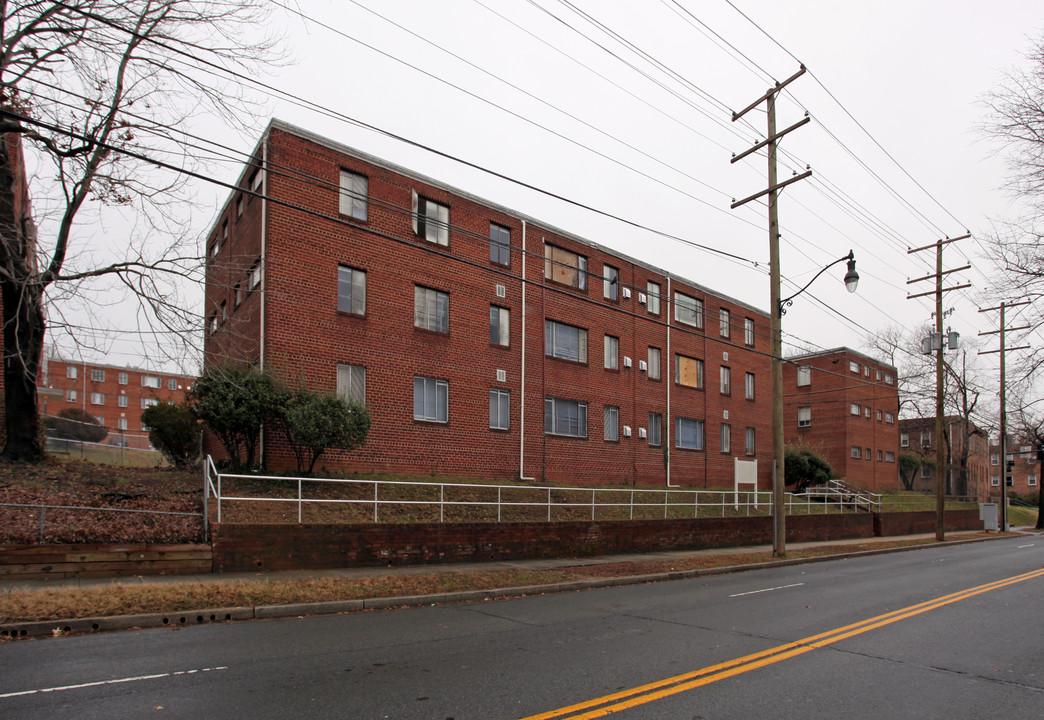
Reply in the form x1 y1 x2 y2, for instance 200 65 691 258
782 348 900 492
899 416 990 501
39 353 193 450
202 120 777 487
987 438 1041 501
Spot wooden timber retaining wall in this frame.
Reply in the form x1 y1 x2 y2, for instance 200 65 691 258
0 544 212 580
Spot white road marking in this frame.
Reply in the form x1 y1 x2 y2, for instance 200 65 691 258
729 582 804 598
0 666 228 699
1017 543 1035 548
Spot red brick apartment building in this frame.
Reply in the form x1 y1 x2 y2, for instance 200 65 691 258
39 354 193 450
782 348 900 492
987 439 1041 501
899 417 990 501
203 120 775 487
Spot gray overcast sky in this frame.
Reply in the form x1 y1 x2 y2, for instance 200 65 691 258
47 0 1044 380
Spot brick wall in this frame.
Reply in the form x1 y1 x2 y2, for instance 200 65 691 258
873 509 981 536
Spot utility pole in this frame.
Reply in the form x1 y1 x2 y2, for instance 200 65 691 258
979 300 1030 532
907 235 970 541
730 65 811 558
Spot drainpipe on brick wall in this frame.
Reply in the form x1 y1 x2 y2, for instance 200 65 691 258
258 135 268 464
666 277 675 486
519 220 534 481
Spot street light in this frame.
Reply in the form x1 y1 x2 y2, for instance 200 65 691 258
771 249 858 557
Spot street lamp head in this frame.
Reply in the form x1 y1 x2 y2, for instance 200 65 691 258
843 251 859 293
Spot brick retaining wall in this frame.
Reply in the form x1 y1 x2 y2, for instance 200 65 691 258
0 544 212 580
874 509 981 537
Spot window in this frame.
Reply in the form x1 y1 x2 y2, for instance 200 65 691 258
141 397 158 409
545 320 587 363
797 365 811 386
991 475 1000 487
885 413 894 424
91 368 105 382
339 170 368 221
865 447 871 460
250 166 263 193
850 361 859 373
719 308 730 338
206 313 217 337
647 347 661 380
118 395 128 408
544 244 587 290
603 265 618 300
900 433 909 447
67 366 78 379
876 409 882 421
647 281 661 315
1030 474 1038 487
545 397 587 437
490 223 510 265
413 376 448 423
720 366 731 395
490 389 510 430
220 300 227 324
338 266 367 316
745 372 755 400
118 372 128 385
877 450 883 461
414 286 449 333
851 446 861 459
864 406 871 419
884 373 895 385
850 403 860 416
745 427 755 456
920 431 931 447
744 318 755 346
674 291 703 328
337 364 366 405
865 366 871 378
604 406 619 442
604 335 619 370
142 376 161 389
248 259 262 290
413 193 449 246
886 452 895 463
991 453 999 466
675 355 703 389
1022 445 1033 462
876 370 883 381
235 283 243 308
676 417 704 450
66 389 77 402
236 195 243 217
117 418 128 431
922 465 932 479
648 412 662 446
798 406 811 427
720 423 731 453
490 306 509 346
90 392 104 405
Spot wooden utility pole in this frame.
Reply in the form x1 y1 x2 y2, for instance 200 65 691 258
730 66 811 558
979 300 1030 531
907 235 970 540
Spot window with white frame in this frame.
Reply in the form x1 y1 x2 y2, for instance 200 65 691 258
66 389 77 402
545 397 587 437
91 368 105 382
118 395 128 408
719 308 730 338
673 291 703 328
604 406 619 442
745 372 755 400
864 366 871 378
412 193 449 246
248 259 262 291
1022 445 1033 462
545 319 587 363
745 427 755 455
1030 474 1038 486
117 418 128 431
490 223 510 266
118 372 128 385
339 170 368 221
648 347 661 380
544 244 587 290
250 166 263 193
885 412 894 424
648 412 662 446
744 318 755 346
876 409 882 421
490 389 510 430
720 366 731 395
797 365 811 386
142 376 161 389
876 370 882 381
168 378 178 391
604 335 619 370
603 265 618 301
414 286 449 333
884 373 894 385
886 451 895 463
490 306 510 346
647 281 661 315
921 465 932 479
67 366 78 379
851 446 861 459
850 361 859 373
234 283 242 308
921 431 931 447
413 376 448 423
338 266 366 316
236 195 243 217
90 392 104 405
141 397 158 409
336 364 366 405
864 406 871 419
675 355 703 389
798 406 811 427
991 453 999 465
676 417 704 450
720 423 731 453
991 475 1000 486
850 403 860 416
900 432 909 447
877 450 883 461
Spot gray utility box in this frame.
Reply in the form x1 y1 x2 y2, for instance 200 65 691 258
979 503 999 531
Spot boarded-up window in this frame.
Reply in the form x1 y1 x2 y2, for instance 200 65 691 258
544 244 587 290
675 355 703 389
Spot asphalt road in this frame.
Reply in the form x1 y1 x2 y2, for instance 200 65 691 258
1 537 1041 719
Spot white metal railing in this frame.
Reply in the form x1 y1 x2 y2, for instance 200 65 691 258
203 457 874 525
802 479 883 513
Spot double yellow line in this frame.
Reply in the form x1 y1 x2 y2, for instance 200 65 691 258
520 567 1044 719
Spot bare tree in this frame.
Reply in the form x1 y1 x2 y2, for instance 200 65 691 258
0 0 281 461
1012 406 1044 529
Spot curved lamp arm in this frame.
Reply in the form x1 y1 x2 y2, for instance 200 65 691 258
779 250 858 317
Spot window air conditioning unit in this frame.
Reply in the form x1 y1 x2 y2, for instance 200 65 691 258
638 292 647 304
639 360 648 372
623 356 632 368
496 369 506 383
495 284 506 298
638 427 647 439
622 425 632 437
621 287 631 300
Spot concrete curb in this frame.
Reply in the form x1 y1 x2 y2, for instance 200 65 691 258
0 535 1009 640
